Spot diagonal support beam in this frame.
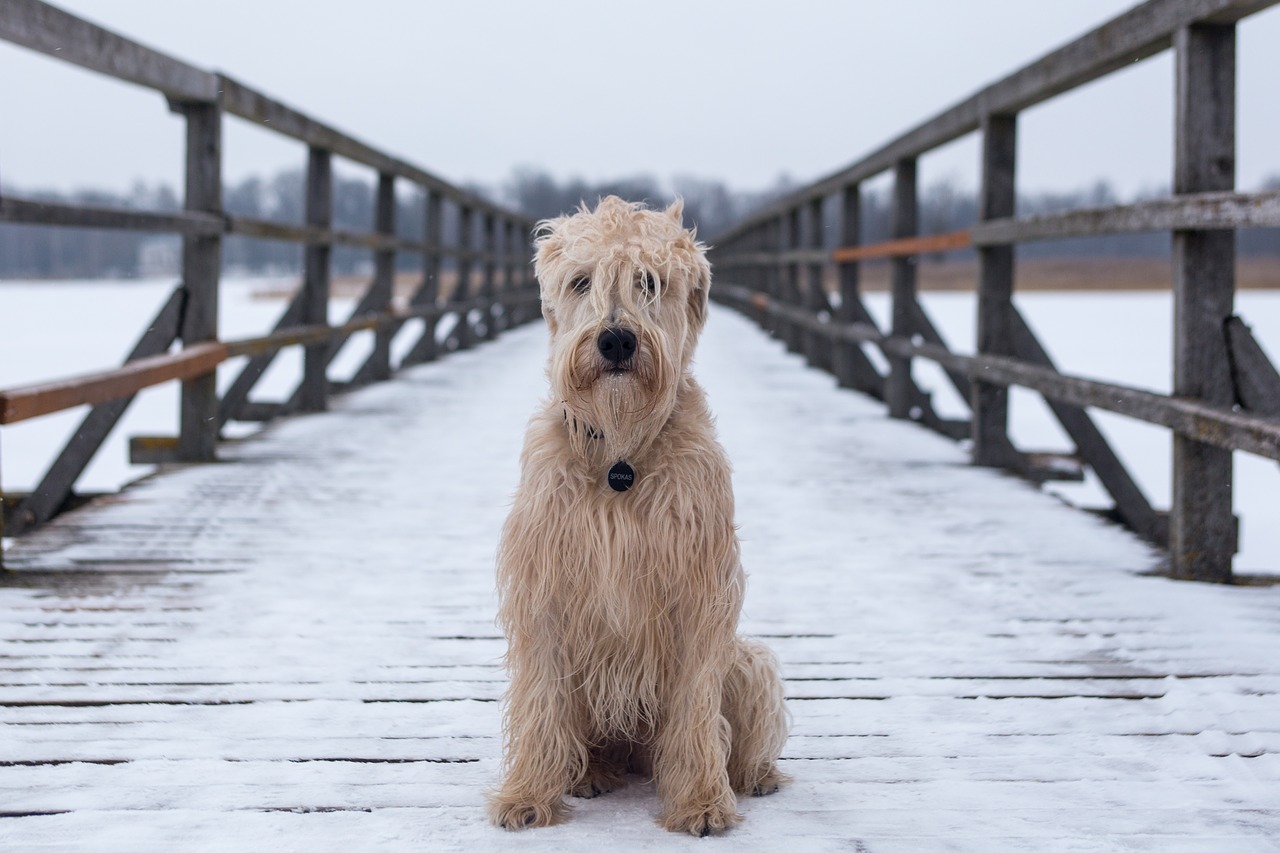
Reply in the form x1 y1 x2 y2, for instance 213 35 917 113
9 288 185 535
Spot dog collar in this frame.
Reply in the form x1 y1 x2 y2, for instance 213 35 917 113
563 407 603 442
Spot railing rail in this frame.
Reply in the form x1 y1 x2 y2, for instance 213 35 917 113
0 1 540 554
708 0 1280 583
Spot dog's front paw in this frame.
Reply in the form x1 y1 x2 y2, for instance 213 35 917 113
661 800 743 837
488 794 566 830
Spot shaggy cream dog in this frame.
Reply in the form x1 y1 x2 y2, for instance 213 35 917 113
489 196 789 836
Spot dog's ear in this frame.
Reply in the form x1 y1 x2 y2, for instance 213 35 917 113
533 220 565 336
665 198 685 226
687 251 711 334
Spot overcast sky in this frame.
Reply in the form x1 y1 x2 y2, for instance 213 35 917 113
2 1 1278 199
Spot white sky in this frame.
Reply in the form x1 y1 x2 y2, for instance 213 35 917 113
1 1 1278 198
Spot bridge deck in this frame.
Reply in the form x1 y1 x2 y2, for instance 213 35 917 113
2 307 1279 851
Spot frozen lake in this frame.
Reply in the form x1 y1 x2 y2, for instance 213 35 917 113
0 276 1277 574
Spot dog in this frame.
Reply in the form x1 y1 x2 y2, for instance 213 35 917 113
488 196 789 836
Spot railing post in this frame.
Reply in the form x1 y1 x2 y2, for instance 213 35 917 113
786 207 806 354
501 218 516 330
300 146 332 412
972 114 1018 466
455 204 476 350
370 172 396 382
1171 22 1237 583
481 213 498 340
886 157 918 420
176 99 222 461
806 196 831 370
834 183 870 392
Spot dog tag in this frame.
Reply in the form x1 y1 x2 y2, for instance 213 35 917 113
607 460 635 492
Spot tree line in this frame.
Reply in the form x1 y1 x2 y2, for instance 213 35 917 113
1 168 1276 279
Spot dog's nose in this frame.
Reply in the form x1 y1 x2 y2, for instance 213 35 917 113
597 327 637 364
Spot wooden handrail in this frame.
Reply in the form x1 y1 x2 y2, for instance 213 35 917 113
0 291 545 426
0 343 229 425
831 230 972 262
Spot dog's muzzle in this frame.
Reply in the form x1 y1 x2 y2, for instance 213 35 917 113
597 327 637 368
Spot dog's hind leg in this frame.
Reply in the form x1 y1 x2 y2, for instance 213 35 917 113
723 637 791 796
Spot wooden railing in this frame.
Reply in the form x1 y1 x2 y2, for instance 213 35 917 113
0 0 540 556
708 0 1280 583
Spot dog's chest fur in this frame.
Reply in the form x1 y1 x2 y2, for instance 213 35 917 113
499 383 743 734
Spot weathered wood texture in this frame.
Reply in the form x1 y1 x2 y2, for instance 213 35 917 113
972 114 1018 469
0 1 539 542
176 101 222 463
1170 22 1238 583
706 0 1280 583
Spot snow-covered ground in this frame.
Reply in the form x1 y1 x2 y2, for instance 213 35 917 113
2 278 1276 573
1 302 1278 851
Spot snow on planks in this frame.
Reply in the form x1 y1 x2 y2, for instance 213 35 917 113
2 306 1279 851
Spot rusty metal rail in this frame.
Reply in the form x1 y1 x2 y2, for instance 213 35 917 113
708 0 1280 584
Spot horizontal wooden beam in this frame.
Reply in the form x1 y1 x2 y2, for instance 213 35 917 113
0 197 529 261
972 190 1280 245
832 230 972 262
0 195 223 234
218 76 534 226
717 190 1280 268
714 0 1279 245
715 283 1280 462
0 0 217 101
0 342 228 425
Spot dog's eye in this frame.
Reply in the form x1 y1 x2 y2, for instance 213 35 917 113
639 272 657 295
571 276 590 294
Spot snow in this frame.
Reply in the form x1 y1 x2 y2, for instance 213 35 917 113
1 297 1280 850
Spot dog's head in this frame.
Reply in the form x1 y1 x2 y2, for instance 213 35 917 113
534 196 711 457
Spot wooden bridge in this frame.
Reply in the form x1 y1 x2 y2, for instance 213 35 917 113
2 1 1280 849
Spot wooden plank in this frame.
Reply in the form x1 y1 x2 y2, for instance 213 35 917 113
176 101 222 464
0 0 217 101
0 195 223 235
6 290 185 535
972 190 1280 244
831 230 971 262
712 0 1280 246
0 343 228 425
299 147 332 413
1226 316 1280 416
886 158 918 420
1170 22 1238 583
973 114 1018 468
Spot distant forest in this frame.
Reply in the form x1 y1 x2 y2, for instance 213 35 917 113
1 168 1277 279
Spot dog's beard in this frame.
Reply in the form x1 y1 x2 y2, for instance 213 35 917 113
554 325 680 462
